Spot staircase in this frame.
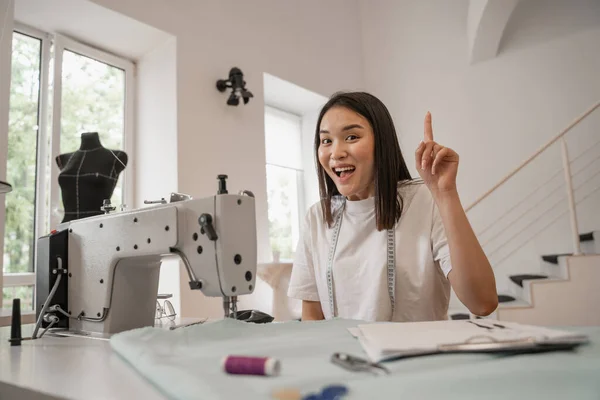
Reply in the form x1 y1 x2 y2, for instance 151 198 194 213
449 101 600 325
497 257 600 326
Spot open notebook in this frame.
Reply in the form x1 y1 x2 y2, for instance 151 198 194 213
350 319 588 363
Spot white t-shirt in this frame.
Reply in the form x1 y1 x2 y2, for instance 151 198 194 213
287 182 452 322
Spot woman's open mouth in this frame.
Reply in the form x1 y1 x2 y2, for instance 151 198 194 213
333 166 356 182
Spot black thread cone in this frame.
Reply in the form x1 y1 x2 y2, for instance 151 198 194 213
10 298 22 346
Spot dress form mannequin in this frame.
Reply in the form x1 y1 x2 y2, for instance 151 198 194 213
56 132 128 223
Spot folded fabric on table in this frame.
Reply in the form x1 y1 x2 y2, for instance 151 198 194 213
110 319 600 400
110 318 363 400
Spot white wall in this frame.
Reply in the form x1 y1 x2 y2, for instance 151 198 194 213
360 0 600 305
136 37 181 314
90 0 364 318
135 37 178 208
360 0 600 204
0 0 15 309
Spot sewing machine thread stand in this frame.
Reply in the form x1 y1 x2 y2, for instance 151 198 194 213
101 199 116 214
217 174 228 194
10 299 22 346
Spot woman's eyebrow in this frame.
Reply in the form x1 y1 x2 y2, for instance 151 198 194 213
342 124 364 131
319 124 364 134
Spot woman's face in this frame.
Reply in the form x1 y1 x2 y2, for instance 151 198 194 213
318 106 375 201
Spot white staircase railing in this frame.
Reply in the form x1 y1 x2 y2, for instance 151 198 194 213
466 101 600 266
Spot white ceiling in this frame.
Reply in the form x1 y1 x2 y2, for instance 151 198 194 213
14 0 173 61
500 0 600 54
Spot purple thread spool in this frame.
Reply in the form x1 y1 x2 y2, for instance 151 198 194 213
222 355 281 376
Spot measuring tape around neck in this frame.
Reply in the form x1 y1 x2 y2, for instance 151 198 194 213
326 201 396 320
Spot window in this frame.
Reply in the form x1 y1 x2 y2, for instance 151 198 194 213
59 50 126 204
1 26 134 311
264 106 304 262
2 30 43 311
50 35 134 229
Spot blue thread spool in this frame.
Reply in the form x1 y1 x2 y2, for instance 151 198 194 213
322 385 349 399
222 355 281 376
302 384 349 400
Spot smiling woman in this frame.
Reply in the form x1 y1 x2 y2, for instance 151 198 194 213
287 92 498 322
315 95 411 230
318 116 374 201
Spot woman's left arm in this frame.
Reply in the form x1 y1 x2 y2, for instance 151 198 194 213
432 189 498 316
416 112 498 316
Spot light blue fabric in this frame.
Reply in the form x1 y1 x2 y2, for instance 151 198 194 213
110 319 600 400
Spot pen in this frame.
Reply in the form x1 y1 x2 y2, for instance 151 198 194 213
467 320 492 330
467 320 509 330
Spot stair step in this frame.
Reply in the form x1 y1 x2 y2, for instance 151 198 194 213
541 253 572 264
580 232 594 242
497 298 531 309
450 313 470 320
509 274 548 287
498 294 516 303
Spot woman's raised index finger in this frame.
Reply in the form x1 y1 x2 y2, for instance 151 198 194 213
424 111 434 142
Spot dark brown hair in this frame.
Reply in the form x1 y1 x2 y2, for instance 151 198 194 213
315 92 413 230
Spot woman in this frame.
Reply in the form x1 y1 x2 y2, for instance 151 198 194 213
287 92 497 322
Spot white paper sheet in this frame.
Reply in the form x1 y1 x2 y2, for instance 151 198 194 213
356 319 587 363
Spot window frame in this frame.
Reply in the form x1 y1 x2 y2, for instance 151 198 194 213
1 23 48 300
1 25 135 312
264 105 306 262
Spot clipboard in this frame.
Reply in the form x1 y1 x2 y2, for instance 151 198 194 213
437 334 588 354
352 319 589 363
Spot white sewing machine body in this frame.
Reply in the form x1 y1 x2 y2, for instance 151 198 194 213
35 188 257 336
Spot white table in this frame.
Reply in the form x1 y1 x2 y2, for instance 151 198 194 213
0 320 203 400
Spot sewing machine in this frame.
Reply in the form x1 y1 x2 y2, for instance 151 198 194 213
33 175 257 336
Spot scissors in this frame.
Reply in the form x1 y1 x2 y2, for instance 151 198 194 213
331 352 390 375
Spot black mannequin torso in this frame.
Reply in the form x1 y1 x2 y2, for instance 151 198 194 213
56 132 128 223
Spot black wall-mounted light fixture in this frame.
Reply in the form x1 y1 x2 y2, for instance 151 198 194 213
216 67 254 106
